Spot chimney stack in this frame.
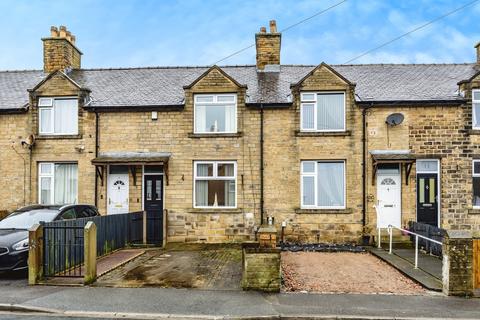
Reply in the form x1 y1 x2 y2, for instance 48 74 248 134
42 25 82 73
255 20 281 71
476 42 480 65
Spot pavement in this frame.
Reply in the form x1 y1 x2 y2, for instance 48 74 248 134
1 276 480 320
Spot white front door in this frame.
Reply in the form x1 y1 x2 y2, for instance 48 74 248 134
107 173 129 214
376 174 401 228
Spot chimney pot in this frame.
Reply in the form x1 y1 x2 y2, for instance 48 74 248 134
71 35 76 44
260 26 266 33
66 30 72 42
59 26 67 38
50 26 59 37
475 42 480 65
269 20 277 33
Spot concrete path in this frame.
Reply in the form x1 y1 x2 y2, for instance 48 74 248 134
1 283 480 319
370 248 443 291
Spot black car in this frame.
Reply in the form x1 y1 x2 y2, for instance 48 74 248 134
0 204 99 272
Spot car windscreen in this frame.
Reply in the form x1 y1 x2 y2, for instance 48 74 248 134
0 209 59 229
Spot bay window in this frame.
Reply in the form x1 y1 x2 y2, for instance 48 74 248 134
473 160 480 208
38 97 78 135
301 160 345 209
194 94 237 133
301 92 345 131
39 163 78 205
473 90 480 129
194 161 236 208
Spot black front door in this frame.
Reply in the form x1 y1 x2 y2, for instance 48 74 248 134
417 173 438 226
144 175 163 244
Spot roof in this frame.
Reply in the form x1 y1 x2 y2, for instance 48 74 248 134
92 151 171 164
0 63 477 111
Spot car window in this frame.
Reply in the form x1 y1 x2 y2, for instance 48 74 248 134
60 208 76 220
86 208 99 217
75 206 89 218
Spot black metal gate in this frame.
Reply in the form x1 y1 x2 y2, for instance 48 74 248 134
43 224 84 278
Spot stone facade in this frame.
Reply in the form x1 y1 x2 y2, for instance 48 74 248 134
1 24 480 246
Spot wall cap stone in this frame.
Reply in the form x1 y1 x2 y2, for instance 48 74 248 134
445 230 472 239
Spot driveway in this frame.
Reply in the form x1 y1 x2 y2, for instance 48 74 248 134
96 244 242 290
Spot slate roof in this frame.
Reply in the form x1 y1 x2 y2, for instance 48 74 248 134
0 63 477 111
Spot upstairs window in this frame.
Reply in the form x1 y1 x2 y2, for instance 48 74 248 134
301 92 345 132
38 97 78 135
194 94 237 133
473 90 480 129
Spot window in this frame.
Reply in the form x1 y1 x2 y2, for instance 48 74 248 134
39 163 78 205
473 90 480 129
194 94 237 133
300 92 345 131
473 160 480 208
194 161 236 208
38 97 78 135
301 161 345 209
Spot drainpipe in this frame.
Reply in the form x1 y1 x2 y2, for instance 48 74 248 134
94 110 99 207
361 103 373 227
260 103 265 226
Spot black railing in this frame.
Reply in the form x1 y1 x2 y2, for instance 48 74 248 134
42 211 144 278
408 221 446 256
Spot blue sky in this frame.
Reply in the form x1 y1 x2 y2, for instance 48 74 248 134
0 0 479 70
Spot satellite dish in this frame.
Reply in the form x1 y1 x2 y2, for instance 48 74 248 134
386 113 404 126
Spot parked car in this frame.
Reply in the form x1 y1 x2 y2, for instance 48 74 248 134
0 204 99 272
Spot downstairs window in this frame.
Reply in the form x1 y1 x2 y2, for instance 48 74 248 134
39 163 78 205
194 161 236 208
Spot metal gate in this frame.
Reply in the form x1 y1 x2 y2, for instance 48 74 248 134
146 210 163 244
43 224 84 278
474 239 480 289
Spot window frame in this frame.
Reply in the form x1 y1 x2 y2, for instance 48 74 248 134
38 97 79 135
193 160 237 209
300 160 346 209
473 160 480 209
300 91 346 132
193 94 237 134
38 162 78 205
473 89 480 130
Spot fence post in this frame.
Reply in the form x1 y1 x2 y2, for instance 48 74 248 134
84 221 97 285
28 223 43 285
389 227 393 254
143 210 147 245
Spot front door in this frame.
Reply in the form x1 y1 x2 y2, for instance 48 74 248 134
144 175 163 244
417 173 438 226
376 174 401 228
107 172 129 215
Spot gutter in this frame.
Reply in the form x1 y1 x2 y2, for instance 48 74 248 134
246 102 292 109
0 104 29 114
356 99 466 107
83 104 184 112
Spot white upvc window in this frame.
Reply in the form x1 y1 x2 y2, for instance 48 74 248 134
193 161 236 208
472 90 480 129
301 160 346 209
38 162 78 205
473 160 480 208
300 92 346 132
38 97 78 135
194 94 237 133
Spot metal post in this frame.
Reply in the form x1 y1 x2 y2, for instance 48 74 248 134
389 227 393 254
377 228 381 249
414 235 419 269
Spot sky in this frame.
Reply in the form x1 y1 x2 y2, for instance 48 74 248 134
0 0 479 70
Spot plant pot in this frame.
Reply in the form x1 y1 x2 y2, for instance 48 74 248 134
361 235 371 246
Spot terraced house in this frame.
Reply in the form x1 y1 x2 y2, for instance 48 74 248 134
1 22 480 245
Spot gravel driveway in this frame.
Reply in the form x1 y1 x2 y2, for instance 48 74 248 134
282 252 425 295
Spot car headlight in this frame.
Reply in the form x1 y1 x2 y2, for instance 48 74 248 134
12 238 29 251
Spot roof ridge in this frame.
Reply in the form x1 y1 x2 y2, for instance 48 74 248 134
332 62 475 67
0 69 43 73
74 64 258 71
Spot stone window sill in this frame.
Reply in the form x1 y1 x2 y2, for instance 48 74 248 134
189 208 243 214
188 132 243 138
295 130 351 137
295 208 352 214
468 208 480 215
36 134 83 140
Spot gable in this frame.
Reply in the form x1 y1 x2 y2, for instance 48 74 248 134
184 66 246 92
29 70 84 97
292 63 353 91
